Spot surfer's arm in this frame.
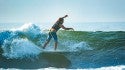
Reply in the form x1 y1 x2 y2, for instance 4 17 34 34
60 24 74 30
62 15 68 18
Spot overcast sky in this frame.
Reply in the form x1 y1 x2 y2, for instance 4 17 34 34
0 0 125 23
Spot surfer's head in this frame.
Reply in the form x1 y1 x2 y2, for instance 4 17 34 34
57 18 64 23
59 18 64 21
57 15 68 23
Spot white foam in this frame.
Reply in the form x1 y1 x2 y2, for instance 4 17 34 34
72 42 93 51
63 41 93 52
38 65 125 70
41 42 93 52
87 65 125 70
0 65 125 70
42 46 65 52
11 23 42 39
20 23 42 38
2 38 42 59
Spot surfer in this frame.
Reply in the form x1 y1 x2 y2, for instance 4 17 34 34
43 15 74 50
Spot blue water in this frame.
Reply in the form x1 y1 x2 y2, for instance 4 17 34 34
64 22 125 31
0 22 125 31
0 23 125 70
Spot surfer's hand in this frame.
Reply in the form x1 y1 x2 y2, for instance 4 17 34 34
63 15 68 18
69 28 74 31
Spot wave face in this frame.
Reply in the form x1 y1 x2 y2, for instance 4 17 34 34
0 23 125 69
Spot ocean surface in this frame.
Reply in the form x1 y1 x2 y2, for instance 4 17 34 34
0 22 125 70
0 22 125 31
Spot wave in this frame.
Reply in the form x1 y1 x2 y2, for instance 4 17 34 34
0 23 44 59
0 23 93 59
2 38 41 59
0 23 125 69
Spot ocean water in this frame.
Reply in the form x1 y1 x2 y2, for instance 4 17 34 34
0 23 125 70
0 22 125 31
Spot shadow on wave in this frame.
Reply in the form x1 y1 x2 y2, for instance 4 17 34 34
0 52 71 69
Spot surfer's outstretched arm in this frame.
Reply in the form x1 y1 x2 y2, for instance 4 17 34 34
62 15 68 18
60 24 74 30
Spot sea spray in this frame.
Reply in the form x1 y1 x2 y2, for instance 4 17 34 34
1 23 45 59
18 23 47 46
18 23 42 38
2 38 42 59
61 41 93 52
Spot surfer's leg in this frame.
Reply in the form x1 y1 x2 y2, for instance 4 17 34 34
51 32 58 50
54 42 58 50
43 32 52 49
43 40 51 49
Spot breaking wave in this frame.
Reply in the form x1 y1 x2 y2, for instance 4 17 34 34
0 23 125 69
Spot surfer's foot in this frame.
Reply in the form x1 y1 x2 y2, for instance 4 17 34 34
54 48 56 51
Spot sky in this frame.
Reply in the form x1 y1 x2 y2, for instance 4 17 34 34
0 0 125 23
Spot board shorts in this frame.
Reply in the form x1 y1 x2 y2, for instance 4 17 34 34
46 31 58 42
